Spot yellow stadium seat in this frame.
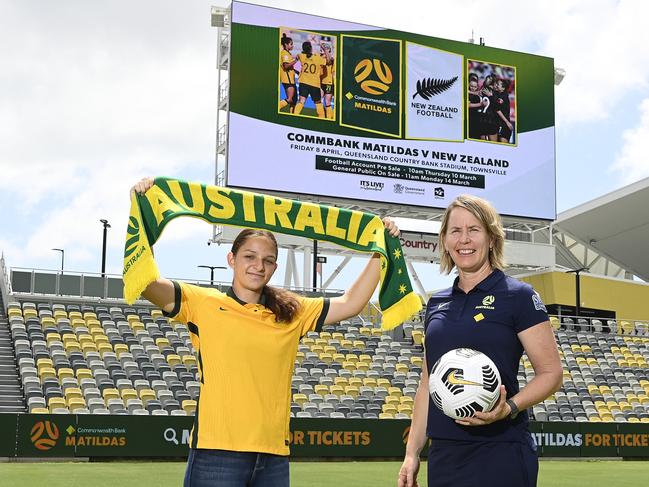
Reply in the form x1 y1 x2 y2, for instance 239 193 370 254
348 378 363 387
324 346 337 355
57 368 75 380
23 309 37 319
103 389 120 401
314 385 329 396
589 417 601 423
292 393 308 406
121 389 138 402
167 355 182 366
8 308 22 318
114 344 129 355
411 356 423 367
151 309 164 319
627 417 640 423
131 322 146 333
388 387 402 398
39 367 57 380
334 377 348 387
64 388 83 399
314 338 328 346
377 378 391 388
41 317 56 328
344 386 359 397
68 311 82 320
48 397 67 409
363 378 377 387
76 369 93 381
319 353 333 364
331 333 344 340
549 316 561 330
82 343 98 354
182 400 197 415
140 390 157 404
395 364 410 373
397 404 413 414
400 396 414 405
359 327 371 336
182 355 197 367
330 385 344 396
342 361 356 371
67 397 86 409
371 328 384 337
385 396 400 406
356 362 370 371
126 314 139 323
295 351 305 363
412 330 424 345
340 339 352 348
311 345 324 355
352 340 365 350
382 404 398 414
301 338 315 346
37 358 54 370
31 407 49 414
379 412 395 419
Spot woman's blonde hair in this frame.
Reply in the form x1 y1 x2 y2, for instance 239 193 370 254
438 194 505 275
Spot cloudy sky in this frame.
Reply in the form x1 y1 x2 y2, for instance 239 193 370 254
1 0 648 295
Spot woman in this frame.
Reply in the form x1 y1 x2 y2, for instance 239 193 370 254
319 42 335 120
467 73 486 140
479 75 499 141
293 41 327 118
130 177 399 487
398 195 562 487
278 33 297 113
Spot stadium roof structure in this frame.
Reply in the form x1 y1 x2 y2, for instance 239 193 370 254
553 176 649 282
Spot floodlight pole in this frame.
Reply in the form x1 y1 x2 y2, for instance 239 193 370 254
100 219 111 277
313 240 318 292
52 248 64 273
198 265 226 286
566 267 588 318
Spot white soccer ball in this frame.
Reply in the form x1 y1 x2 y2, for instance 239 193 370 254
428 348 501 420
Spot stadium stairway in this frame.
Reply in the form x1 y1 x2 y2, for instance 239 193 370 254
0 310 26 413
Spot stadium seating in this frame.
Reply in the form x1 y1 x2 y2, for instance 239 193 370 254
4 297 649 423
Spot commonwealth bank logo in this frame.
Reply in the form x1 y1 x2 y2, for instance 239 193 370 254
354 58 393 95
31 421 60 450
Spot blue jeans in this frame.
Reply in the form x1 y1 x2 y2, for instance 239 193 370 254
184 448 290 487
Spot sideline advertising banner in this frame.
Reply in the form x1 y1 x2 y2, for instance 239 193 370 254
227 2 556 220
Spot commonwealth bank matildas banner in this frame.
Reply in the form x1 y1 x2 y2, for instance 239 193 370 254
340 35 401 137
227 1 556 221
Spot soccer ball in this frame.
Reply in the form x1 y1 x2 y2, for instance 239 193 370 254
428 348 501 419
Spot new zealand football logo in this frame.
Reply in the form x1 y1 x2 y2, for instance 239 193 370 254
412 76 458 100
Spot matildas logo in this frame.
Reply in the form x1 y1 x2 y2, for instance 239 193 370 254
354 58 393 95
476 295 495 310
30 421 60 450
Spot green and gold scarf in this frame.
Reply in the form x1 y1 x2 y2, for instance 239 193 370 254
122 177 421 330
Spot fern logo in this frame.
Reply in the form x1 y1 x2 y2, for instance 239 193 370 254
412 76 458 100
354 58 393 95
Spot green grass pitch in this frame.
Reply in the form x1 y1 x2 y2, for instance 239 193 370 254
0 460 648 486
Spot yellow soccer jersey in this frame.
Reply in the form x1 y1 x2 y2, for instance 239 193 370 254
279 49 295 84
321 57 334 85
297 52 325 88
165 281 329 456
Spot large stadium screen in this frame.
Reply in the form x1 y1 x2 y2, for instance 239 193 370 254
226 2 556 220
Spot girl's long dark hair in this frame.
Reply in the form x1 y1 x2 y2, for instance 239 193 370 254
231 229 301 323
281 33 292 49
